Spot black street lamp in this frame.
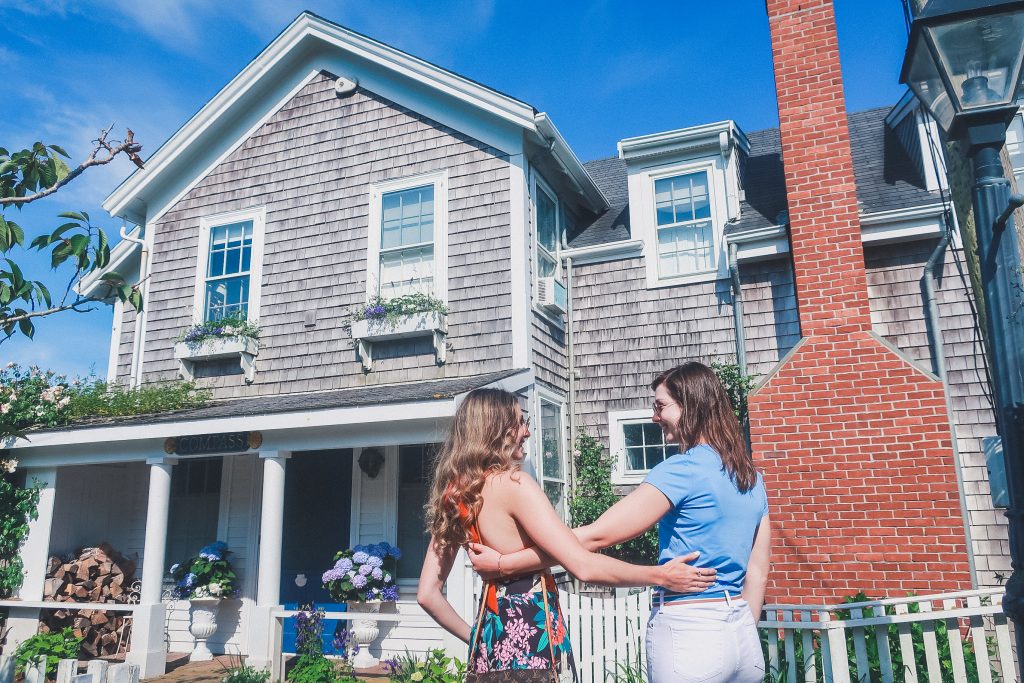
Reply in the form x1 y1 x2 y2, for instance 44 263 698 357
901 0 1024 655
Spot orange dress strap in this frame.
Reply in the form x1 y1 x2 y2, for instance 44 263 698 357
455 499 499 614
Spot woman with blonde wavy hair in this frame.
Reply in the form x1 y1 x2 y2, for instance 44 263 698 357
416 388 707 679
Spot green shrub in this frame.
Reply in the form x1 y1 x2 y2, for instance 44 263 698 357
14 627 82 678
220 663 271 683
384 649 466 682
66 379 208 420
287 654 355 683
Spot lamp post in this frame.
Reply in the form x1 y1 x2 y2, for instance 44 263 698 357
900 0 1024 655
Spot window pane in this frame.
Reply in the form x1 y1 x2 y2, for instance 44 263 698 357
379 245 434 298
543 480 564 518
623 423 643 448
538 251 557 278
382 185 434 249
205 276 249 321
645 447 668 469
626 447 646 471
209 221 253 278
396 444 436 579
642 423 663 446
540 401 562 479
654 172 711 227
1008 115 1024 172
656 220 714 277
536 188 558 252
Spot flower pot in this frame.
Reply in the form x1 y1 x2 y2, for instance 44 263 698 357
347 600 381 668
188 597 221 661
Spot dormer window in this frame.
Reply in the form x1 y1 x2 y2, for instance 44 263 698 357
618 120 747 289
654 170 714 278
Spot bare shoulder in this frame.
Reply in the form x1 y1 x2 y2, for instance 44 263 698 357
485 468 540 498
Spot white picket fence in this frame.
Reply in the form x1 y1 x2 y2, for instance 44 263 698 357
0 656 138 683
560 586 1015 683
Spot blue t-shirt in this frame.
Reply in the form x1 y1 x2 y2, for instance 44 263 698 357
643 444 768 597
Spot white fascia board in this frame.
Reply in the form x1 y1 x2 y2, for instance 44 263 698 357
860 204 947 245
75 225 143 298
561 239 644 265
533 113 609 212
885 89 919 128
725 225 791 262
618 120 750 163
104 11 537 222
5 397 458 451
480 368 534 394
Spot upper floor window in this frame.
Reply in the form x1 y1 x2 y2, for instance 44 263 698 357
193 207 266 323
655 171 714 278
367 171 448 302
609 409 679 485
1007 113 1024 189
532 174 567 317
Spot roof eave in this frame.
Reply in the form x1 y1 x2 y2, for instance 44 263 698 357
533 113 610 211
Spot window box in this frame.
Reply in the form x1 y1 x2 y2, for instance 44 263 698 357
174 337 259 384
350 311 447 372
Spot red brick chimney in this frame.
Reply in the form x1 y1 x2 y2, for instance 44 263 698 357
752 0 972 602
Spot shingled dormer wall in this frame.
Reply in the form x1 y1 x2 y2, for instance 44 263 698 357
752 0 973 601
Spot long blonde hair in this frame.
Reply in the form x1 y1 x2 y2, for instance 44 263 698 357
425 388 522 557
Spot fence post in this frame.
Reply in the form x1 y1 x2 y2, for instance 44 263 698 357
107 662 140 683
0 654 13 683
24 659 47 683
86 659 109 682
821 613 851 683
56 659 79 683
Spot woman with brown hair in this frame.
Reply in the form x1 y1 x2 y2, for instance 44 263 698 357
469 362 771 683
416 387 709 680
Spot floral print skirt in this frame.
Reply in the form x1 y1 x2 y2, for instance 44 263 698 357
468 574 577 681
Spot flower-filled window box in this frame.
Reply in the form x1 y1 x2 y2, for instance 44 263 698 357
175 316 260 383
350 294 448 372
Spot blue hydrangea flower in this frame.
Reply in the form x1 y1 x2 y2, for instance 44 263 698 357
380 585 399 601
334 558 353 573
352 574 368 589
352 551 369 564
358 563 373 576
185 573 197 587
322 568 346 583
388 545 402 560
366 555 383 568
371 567 383 580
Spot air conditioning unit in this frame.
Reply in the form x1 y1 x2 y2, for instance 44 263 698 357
537 277 567 315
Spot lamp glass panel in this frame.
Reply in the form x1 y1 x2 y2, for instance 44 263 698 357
928 11 1024 110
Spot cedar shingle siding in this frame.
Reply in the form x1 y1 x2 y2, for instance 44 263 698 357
123 72 514 397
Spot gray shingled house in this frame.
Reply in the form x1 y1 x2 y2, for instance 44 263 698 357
3 11 1008 676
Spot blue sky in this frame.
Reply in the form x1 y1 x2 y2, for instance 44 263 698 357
0 0 911 378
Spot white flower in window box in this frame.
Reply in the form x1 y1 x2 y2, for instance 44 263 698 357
350 294 448 372
175 317 261 383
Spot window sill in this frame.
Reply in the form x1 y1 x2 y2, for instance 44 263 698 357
611 471 650 486
645 268 725 290
350 311 447 372
174 336 260 384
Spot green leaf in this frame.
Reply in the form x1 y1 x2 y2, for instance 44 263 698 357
100 271 124 283
52 156 70 181
35 282 51 308
8 221 24 248
48 144 69 158
68 234 89 255
57 211 86 221
49 223 79 241
16 313 32 339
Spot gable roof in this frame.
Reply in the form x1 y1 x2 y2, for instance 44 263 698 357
103 11 607 225
569 105 943 248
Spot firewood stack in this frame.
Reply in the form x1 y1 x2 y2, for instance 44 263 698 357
39 542 138 658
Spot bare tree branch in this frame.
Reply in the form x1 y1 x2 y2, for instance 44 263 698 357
0 126 144 207
0 299 100 328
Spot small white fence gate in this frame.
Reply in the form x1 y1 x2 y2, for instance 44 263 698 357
0 657 138 683
560 586 1015 683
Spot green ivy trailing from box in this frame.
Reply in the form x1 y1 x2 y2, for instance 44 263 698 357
353 293 448 326
178 313 260 346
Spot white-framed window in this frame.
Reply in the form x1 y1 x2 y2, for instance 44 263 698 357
609 409 679 485
632 159 727 288
531 172 566 319
1007 113 1024 190
535 389 567 519
366 170 449 302
192 207 266 323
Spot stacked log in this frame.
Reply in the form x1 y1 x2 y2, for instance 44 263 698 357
39 542 138 658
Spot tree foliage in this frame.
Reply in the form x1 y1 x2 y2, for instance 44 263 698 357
0 128 145 342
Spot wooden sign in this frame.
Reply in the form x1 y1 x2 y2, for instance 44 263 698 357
164 431 262 456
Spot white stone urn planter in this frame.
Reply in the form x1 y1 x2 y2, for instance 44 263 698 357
350 311 447 371
188 597 221 662
174 336 259 383
347 600 381 668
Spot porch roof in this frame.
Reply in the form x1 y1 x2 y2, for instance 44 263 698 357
10 368 530 445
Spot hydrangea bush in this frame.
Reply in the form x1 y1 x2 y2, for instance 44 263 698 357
170 541 240 599
178 313 260 346
322 542 401 603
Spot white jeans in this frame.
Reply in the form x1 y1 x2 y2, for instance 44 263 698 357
645 598 764 683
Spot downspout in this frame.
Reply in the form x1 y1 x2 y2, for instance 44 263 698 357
922 221 977 584
121 224 149 388
561 227 576 492
728 242 748 377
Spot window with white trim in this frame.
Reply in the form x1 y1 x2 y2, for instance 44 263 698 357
609 409 679 485
537 396 566 517
367 171 448 301
1007 113 1024 190
532 174 566 316
654 170 714 278
194 207 266 323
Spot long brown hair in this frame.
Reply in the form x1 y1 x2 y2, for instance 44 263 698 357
425 388 523 557
651 362 757 492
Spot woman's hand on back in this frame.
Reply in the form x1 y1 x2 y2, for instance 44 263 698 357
467 542 502 580
658 553 717 593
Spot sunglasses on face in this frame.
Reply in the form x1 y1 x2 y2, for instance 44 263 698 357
652 401 677 415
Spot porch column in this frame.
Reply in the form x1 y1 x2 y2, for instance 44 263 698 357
249 451 290 673
127 456 176 679
6 467 58 647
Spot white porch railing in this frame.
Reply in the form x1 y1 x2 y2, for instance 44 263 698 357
560 587 1015 683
